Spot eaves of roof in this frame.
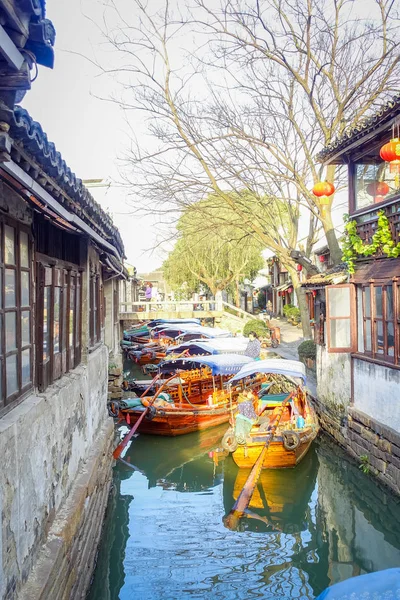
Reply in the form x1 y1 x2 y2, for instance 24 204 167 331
317 93 400 164
9 106 125 259
301 270 348 287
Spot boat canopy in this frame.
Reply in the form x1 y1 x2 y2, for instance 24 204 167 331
229 359 307 384
148 318 201 328
158 354 254 375
167 337 248 356
154 325 232 339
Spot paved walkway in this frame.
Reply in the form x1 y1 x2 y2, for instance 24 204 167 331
268 317 317 398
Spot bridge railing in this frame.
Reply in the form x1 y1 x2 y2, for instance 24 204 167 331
120 299 223 314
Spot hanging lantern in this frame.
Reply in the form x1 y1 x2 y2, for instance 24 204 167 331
379 138 400 162
287 286 293 294
312 181 335 197
319 255 325 263
366 181 390 197
312 290 317 298
296 264 303 272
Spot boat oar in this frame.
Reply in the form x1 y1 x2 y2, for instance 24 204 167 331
223 392 294 531
112 372 179 460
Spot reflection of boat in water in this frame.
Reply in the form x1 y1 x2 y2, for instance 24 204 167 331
223 447 318 533
120 425 228 490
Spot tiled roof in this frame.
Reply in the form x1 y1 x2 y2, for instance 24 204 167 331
9 107 125 258
301 268 348 287
317 93 400 163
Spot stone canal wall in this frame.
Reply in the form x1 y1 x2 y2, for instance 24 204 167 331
314 397 400 497
1 345 113 600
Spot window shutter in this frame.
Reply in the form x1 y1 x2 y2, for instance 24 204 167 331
326 284 356 353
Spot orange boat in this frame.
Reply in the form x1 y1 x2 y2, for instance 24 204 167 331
112 355 256 436
221 359 319 469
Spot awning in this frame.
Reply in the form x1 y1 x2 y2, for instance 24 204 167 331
301 271 348 288
158 354 254 376
351 259 400 283
229 359 306 384
275 282 292 292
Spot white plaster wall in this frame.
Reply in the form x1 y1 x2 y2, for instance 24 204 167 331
353 358 400 431
316 345 352 412
0 345 109 599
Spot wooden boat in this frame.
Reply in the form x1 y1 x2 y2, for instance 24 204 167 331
221 359 319 469
113 354 255 436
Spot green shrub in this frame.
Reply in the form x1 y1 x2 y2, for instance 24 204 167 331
257 291 266 310
283 303 295 317
243 319 269 338
298 340 316 360
286 307 301 322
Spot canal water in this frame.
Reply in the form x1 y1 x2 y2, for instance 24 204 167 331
88 424 400 600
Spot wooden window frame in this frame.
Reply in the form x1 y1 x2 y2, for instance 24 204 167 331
356 281 398 366
36 255 82 392
0 218 33 411
89 269 102 348
326 284 356 353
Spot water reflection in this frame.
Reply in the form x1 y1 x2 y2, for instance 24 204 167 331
88 432 400 600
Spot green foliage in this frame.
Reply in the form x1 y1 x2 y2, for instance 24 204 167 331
283 303 295 317
257 290 266 310
342 211 400 274
359 454 370 475
243 319 269 338
297 340 316 360
163 194 264 295
287 307 301 322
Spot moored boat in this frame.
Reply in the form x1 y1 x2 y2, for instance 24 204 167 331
221 359 319 469
113 354 255 436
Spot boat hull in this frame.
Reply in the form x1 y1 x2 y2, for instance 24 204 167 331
123 405 233 436
231 427 317 469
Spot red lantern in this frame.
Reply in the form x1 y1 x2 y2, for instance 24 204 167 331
379 138 400 162
312 290 317 298
366 181 390 197
319 255 325 263
312 181 335 197
287 287 293 294
296 264 303 272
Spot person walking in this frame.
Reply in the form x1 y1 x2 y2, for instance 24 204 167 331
244 332 261 359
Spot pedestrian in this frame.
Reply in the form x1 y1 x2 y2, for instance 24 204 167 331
266 300 273 317
244 332 261 359
145 282 152 302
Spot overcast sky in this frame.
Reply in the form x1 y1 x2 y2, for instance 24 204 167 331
22 0 164 272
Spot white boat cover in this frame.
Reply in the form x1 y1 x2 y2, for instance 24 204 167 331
229 359 307 383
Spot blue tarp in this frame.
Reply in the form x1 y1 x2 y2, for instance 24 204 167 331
153 325 232 339
158 354 254 376
229 358 307 384
166 337 248 356
316 568 400 599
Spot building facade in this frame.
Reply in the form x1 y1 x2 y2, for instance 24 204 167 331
0 3 125 598
315 95 400 495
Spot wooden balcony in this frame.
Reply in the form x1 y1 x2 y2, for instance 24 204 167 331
355 198 400 244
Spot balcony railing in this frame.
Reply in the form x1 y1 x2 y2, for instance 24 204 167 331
356 200 400 244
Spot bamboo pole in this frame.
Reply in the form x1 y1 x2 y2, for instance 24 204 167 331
223 392 294 530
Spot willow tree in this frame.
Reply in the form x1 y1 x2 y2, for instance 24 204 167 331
99 0 400 337
163 197 264 302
